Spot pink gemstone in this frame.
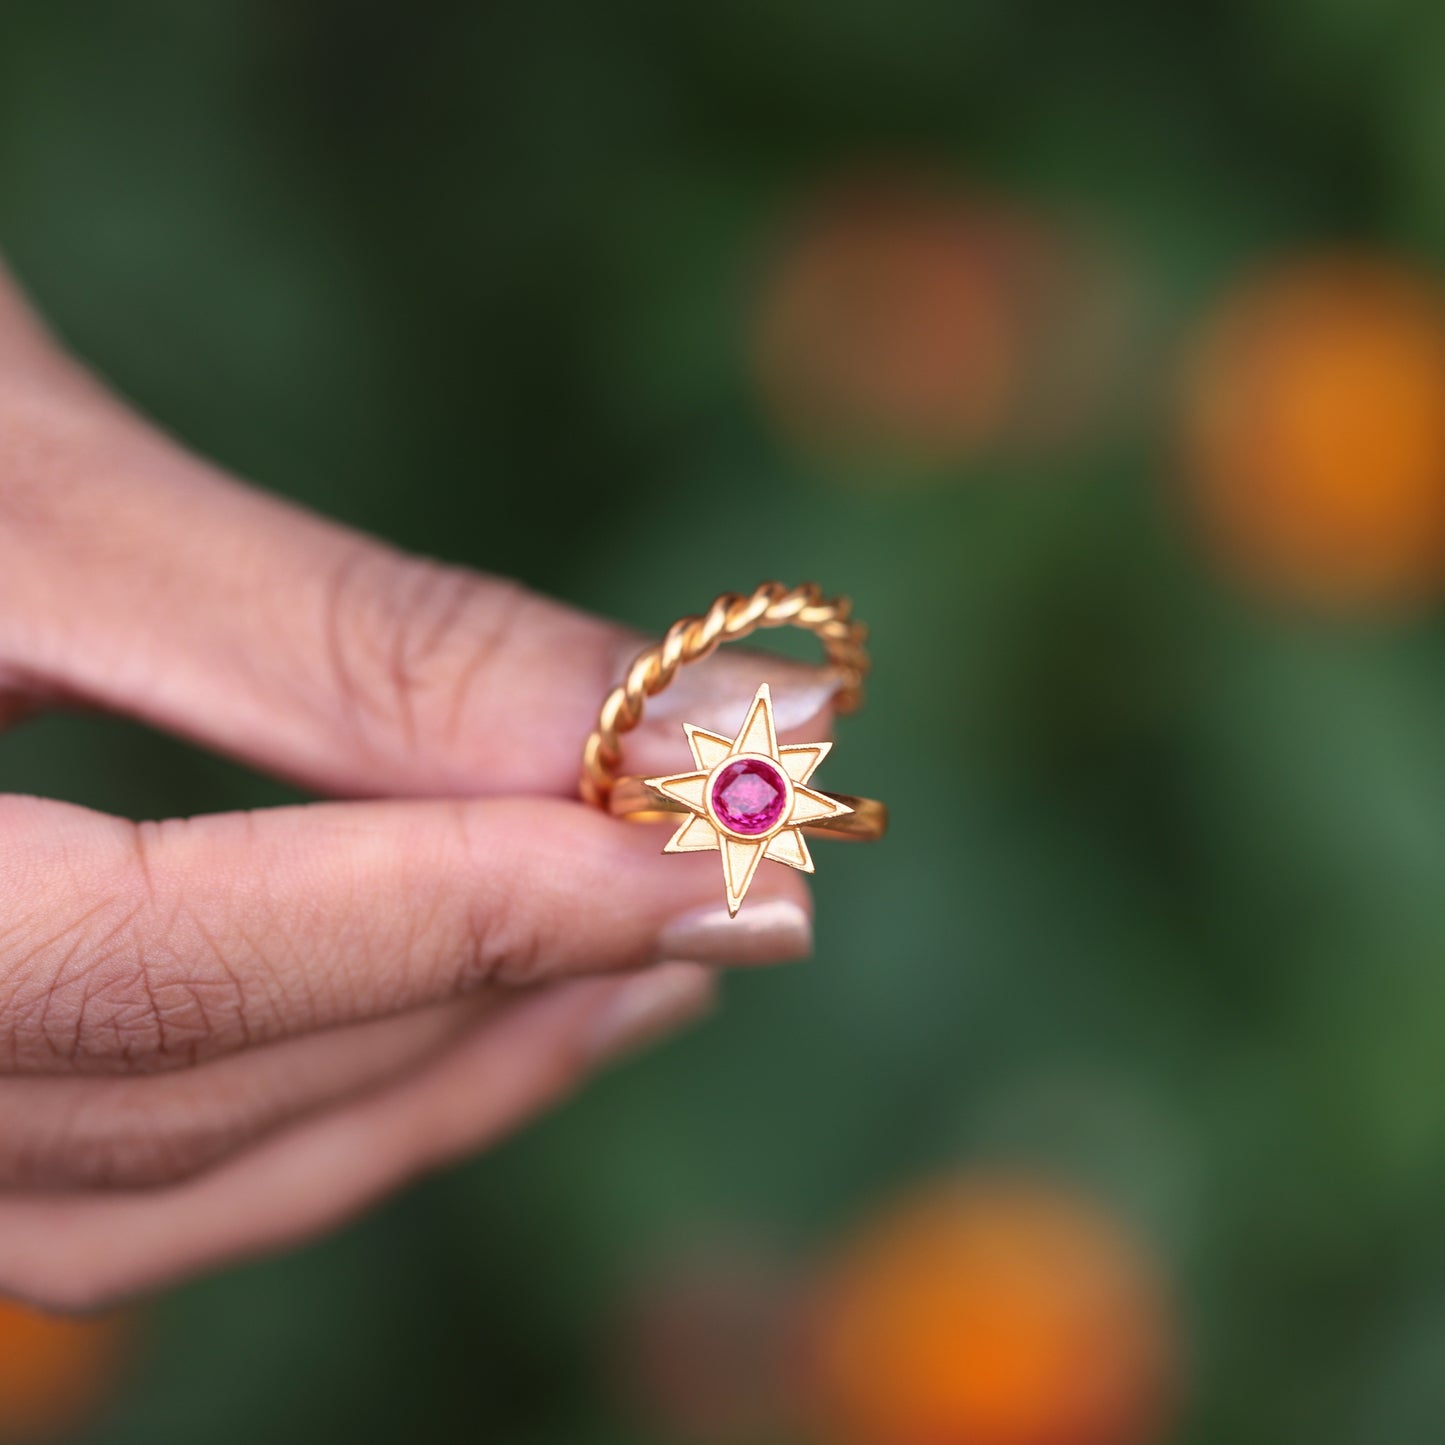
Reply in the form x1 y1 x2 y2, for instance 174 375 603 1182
711 758 788 835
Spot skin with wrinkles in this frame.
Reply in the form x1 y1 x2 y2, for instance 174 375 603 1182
0 263 830 1309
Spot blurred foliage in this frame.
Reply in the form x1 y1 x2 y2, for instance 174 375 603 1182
1 0 1445 1442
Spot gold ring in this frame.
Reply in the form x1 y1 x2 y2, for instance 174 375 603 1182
581 581 888 915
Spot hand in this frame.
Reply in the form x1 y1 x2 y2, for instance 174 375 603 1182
0 266 830 1309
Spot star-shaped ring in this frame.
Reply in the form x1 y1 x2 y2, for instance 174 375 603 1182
581 582 888 916
646 683 852 913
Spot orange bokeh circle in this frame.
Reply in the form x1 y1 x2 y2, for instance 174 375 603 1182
0 1299 130 1441
1182 254 1445 612
804 1176 1174 1445
751 174 1050 466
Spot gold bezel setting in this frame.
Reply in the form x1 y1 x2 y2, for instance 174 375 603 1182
702 752 796 842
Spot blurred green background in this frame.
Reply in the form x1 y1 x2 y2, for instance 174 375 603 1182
3 1 1445 1442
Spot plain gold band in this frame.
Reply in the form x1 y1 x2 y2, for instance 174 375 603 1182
608 775 889 842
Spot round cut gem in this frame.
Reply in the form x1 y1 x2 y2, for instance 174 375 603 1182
711 758 788 835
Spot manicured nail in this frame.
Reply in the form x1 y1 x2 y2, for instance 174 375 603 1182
657 897 813 967
584 963 715 1066
616 638 839 736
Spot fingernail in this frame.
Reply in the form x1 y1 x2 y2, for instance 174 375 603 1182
616 639 839 737
584 963 715 1066
766 672 840 734
657 897 813 967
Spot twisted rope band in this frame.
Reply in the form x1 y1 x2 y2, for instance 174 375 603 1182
580 581 869 807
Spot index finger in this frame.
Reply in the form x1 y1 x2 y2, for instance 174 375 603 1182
0 793 812 1075
0 263 838 798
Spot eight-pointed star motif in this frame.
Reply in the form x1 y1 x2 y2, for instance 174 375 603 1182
645 682 853 916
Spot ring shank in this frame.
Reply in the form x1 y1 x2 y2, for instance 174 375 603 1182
580 581 868 807
608 775 888 841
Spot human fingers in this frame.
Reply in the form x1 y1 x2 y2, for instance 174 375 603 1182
0 793 809 1076
0 263 836 795
0 995 496 1190
0 964 714 1310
